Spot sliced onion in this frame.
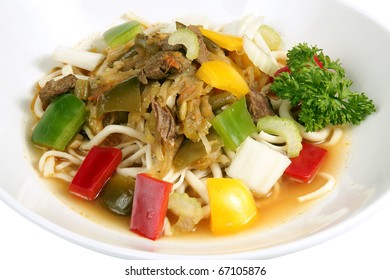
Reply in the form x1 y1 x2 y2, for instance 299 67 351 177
243 35 279 76
52 46 105 71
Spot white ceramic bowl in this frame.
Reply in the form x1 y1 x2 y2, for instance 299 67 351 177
1 0 389 259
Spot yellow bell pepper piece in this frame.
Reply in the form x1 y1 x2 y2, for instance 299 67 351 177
207 178 257 234
200 28 243 51
196 60 249 98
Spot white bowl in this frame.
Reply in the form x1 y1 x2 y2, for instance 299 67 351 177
1 0 389 259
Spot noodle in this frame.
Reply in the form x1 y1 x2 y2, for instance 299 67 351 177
297 172 336 202
29 15 356 239
80 125 147 150
279 100 332 142
33 96 44 119
184 170 209 204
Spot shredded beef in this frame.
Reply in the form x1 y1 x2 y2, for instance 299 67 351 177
187 25 211 64
245 89 275 122
138 51 191 84
39 74 78 109
152 101 176 143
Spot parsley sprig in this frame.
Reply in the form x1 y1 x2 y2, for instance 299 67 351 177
271 43 376 132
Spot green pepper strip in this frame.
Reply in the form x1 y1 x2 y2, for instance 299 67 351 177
103 21 142 48
100 174 135 216
32 94 87 151
209 91 236 111
210 98 257 150
97 77 141 117
173 129 223 170
74 79 90 100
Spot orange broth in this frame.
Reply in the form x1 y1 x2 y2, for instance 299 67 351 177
28 118 350 238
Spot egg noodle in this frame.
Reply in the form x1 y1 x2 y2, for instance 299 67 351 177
30 14 358 239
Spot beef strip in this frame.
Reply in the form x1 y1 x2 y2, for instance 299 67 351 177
152 101 176 143
39 74 78 109
138 51 191 84
245 89 275 122
187 25 211 64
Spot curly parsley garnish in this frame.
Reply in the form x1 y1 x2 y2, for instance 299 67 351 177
271 43 376 132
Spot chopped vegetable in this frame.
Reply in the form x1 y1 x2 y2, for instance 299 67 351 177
173 129 223 170
210 98 257 150
273 65 291 77
168 192 204 232
200 28 243 51
100 174 135 216
69 146 122 200
243 32 279 76
32 94 87 151
74 79 90 100
130 173 172 240
284 142 327 183
52 46 105 71
196 60 249 98
271 43 376 131
168 28 199 60
96 77 141 116
226 137 291 196
208 91 236 111
103 21 143 48
257 115 302 157
207 178 257 234
259 25 282 51
221 14 262 40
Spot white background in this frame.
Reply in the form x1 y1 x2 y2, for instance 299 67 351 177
1 0 389 279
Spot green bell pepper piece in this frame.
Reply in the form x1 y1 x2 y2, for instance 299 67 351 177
97 77 141 116
210 98 257 150
103 21 142 48
100 174 135 216
173 129 223 170
32 94 87 151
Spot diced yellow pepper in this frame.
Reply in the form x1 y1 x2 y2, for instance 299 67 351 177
200 28 243 51
207 178 257 234
196 60 250 98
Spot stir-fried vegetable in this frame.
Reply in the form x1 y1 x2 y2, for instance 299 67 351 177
211 98 256 150
130 173 172 240
74 79 90 100
168 28 199 60
69 146 122 200
103 21 143 48
173 129 223 170
168 192 204 232
208 91 236 111
243 32 279 76
284 142 327 183
32 94 86 151
100 174 135 215
258 25 282 51
52 46 105 71
257 115 302 157
200 28 243 51
96 77 141 116
196 60 249 98
271 43 376 131
207 178 257 234
226 137 291 196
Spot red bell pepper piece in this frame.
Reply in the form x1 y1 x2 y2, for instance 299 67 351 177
130 173 172 240
271 55 323 82
313 55 324 68
284 142 327 183
274 65 291 77
69 146 122 200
